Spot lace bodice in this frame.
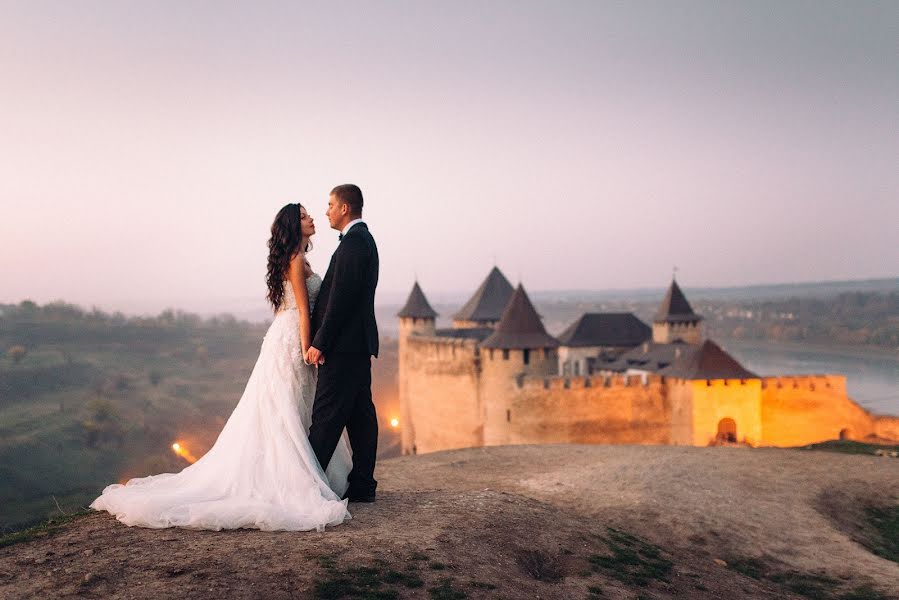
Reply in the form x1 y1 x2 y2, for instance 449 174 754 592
279 273 323 313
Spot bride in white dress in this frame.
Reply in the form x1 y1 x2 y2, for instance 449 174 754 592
90 203 353 531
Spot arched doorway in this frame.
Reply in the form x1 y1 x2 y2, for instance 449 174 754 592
717 418 737 443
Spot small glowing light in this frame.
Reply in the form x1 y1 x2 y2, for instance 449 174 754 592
170 441 198 463
390 418 399 428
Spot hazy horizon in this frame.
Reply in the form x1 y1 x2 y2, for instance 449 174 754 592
5 274 896 324
2 1 897 315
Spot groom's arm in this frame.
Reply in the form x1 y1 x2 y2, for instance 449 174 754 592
311 236 369 355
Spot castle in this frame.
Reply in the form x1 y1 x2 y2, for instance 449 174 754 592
398 267 899 455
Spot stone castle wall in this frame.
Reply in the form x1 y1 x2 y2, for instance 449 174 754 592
652 321 702 344
759 375 876 446
402 336 482 454
501 374 670 445
874 416 899 441
479 347 558 446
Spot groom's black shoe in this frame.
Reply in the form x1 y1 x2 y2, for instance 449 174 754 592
342 491 376 503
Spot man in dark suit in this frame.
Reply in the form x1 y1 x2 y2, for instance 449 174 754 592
306 184 380 502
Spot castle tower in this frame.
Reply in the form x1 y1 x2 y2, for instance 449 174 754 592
397 281 438 455
452 266 515 329
652 279 704 345
479 284 559 445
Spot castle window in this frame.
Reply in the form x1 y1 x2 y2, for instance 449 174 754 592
502 349 509 360
523 349 530 365
506 409 511 422
489 349 494 360
544 348 550 358
574 362 580 376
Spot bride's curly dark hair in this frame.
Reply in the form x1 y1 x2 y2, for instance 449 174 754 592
266 203 310 311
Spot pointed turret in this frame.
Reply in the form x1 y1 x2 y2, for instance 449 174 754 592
479 284 559 445
453 266 515 328
652 279 704 344
654 279 703 324
480 284 559 349
397 280 437 456
397 281 438 319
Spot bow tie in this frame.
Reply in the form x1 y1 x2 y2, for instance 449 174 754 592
338 233 343 241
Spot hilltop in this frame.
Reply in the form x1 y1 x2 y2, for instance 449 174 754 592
1 445 897 599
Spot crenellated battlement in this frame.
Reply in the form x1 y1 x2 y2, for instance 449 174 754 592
678 377 757 387
407 335 480 360
519 373 666 392
760 374 846 393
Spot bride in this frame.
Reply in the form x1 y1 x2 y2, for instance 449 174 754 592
90 203 353 531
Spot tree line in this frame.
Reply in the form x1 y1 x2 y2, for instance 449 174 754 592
702 291 899 349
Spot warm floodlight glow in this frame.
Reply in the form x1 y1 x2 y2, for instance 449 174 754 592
171 441 198 463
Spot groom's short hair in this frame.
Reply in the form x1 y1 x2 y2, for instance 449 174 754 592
331 184 363 216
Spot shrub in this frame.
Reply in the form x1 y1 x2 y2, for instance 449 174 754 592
7 345 27 364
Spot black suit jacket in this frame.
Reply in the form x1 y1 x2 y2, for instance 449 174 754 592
311 222 379 357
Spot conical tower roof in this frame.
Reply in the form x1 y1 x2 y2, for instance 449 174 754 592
662 339 757 380
397 281 438 319
453 266 515 323
654 279 703 323
480 284 559 349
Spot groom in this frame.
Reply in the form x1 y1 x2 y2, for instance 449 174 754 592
306 184 380 502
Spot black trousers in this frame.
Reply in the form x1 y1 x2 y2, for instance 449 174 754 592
309 353 378 496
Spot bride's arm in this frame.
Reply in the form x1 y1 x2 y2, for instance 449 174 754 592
287 252 312 354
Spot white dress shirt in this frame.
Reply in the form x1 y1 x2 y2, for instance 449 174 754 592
341 218 365 237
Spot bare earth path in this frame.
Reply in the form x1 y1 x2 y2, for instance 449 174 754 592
1 445 897 599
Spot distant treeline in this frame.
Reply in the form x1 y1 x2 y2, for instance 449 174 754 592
0 300 263 355
0 299 258 331
701 291 899 349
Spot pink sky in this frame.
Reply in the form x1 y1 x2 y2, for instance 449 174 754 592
1 2 896 314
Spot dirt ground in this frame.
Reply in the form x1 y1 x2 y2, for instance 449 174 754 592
1 445 897 599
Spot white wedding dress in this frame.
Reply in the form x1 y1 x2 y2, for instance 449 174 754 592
90 274 354 531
